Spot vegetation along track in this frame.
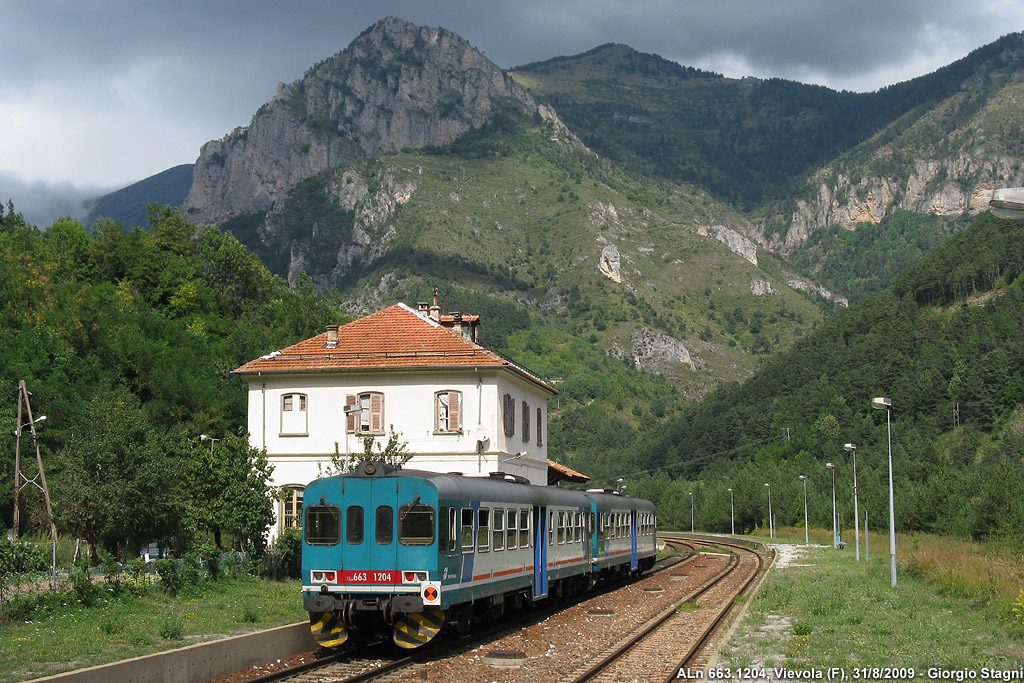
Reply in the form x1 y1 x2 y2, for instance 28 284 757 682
562 534 767 683
221 539 698 683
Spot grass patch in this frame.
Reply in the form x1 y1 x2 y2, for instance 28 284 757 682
719 541 1024 671
0 575 304 682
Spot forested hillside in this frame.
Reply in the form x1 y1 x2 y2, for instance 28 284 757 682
0 203 337 555
618 212 1024 547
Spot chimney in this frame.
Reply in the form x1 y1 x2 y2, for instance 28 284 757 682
418 302 430 314
326 325 339 348
428 286 441 320
452 312 463 337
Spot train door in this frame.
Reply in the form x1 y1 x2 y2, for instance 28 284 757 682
340 477 371 575
583 507 593 565
370 477 400 589
630 509 638 571
532 505 548 599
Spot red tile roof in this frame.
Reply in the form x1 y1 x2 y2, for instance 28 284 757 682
233 303 555 393
547 459 590 484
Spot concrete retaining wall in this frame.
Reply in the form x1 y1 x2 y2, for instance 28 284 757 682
28 621 312 683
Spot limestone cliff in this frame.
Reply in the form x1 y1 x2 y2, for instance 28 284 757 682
773 41 1024 253
184 17 542 226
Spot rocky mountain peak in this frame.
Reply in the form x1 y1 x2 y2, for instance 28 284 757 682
183 17 542 226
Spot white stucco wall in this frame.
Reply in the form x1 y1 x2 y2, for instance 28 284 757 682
244 367 552 537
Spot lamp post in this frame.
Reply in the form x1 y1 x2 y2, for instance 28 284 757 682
845 443 861 561
199 433 220 456
728 488 735 535
872 396 897 587
826 462 837 547
343 405 362 458
764 483 773 539
798 475 808 545
498 451 529 472
689 492 694 532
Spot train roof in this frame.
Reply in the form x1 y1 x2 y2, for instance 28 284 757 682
307 462 654 511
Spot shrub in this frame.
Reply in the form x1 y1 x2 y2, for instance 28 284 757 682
158 611 184 640
155 559 184 596
70 563 102 607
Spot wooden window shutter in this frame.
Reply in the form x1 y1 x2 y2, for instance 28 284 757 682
503 394 514 436
448 391 461 431
435 393 445 431
346 394 357 433
537 407 543 447
370 393 384 433
522 401 529 442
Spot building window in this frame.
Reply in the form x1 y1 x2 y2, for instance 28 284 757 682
347 392 384 434
280 393 308 436
281 487 304 531
435 391 462 432
536 408 543 447
522 401 530 442
503 393 515 437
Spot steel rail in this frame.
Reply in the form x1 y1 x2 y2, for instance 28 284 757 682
565 537 753 683
235 538 698 683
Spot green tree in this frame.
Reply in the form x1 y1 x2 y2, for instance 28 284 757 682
55 385 187 560
190 429 276 553
360 425 412 468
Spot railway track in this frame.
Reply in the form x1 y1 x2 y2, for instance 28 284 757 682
229 538 699 683
561 534 767 683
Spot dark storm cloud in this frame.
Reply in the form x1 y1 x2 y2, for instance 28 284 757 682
1 0 1018 192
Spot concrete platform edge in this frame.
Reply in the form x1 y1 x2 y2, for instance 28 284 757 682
26 621 312 683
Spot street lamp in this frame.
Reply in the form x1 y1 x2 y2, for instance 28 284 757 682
798 475 808 545
199 433 220 456
872 396 897 587
13 414 46 437
764 483 773 539
616 477 624 493
727 488 735 535
989 187 1024 219
826 462 837 547
343 405 362 457
845 443 861 561
689 492 694 532
498 451 529 471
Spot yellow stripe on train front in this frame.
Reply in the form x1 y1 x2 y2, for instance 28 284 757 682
308 611 348 648
392 609 446 649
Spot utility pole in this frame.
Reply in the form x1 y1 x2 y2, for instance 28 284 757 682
12 380 57 543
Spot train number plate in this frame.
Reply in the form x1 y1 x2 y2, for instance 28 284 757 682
339 571 399 584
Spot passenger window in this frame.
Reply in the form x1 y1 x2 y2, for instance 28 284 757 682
448 507 458 552
399 503 435 545
519 509 530 549
376 506 393 544
304 505 341 546
493 508 504 551
548 511 554 546
506 509 517 550
346 505 364 545
460 508 474 552
478 509 490 552
557 511 565 544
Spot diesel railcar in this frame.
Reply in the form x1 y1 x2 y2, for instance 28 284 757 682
301 460 657 649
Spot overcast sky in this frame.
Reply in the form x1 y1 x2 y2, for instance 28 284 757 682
2 0 1021 226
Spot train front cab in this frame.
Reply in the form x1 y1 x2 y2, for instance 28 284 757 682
302 463 444 650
